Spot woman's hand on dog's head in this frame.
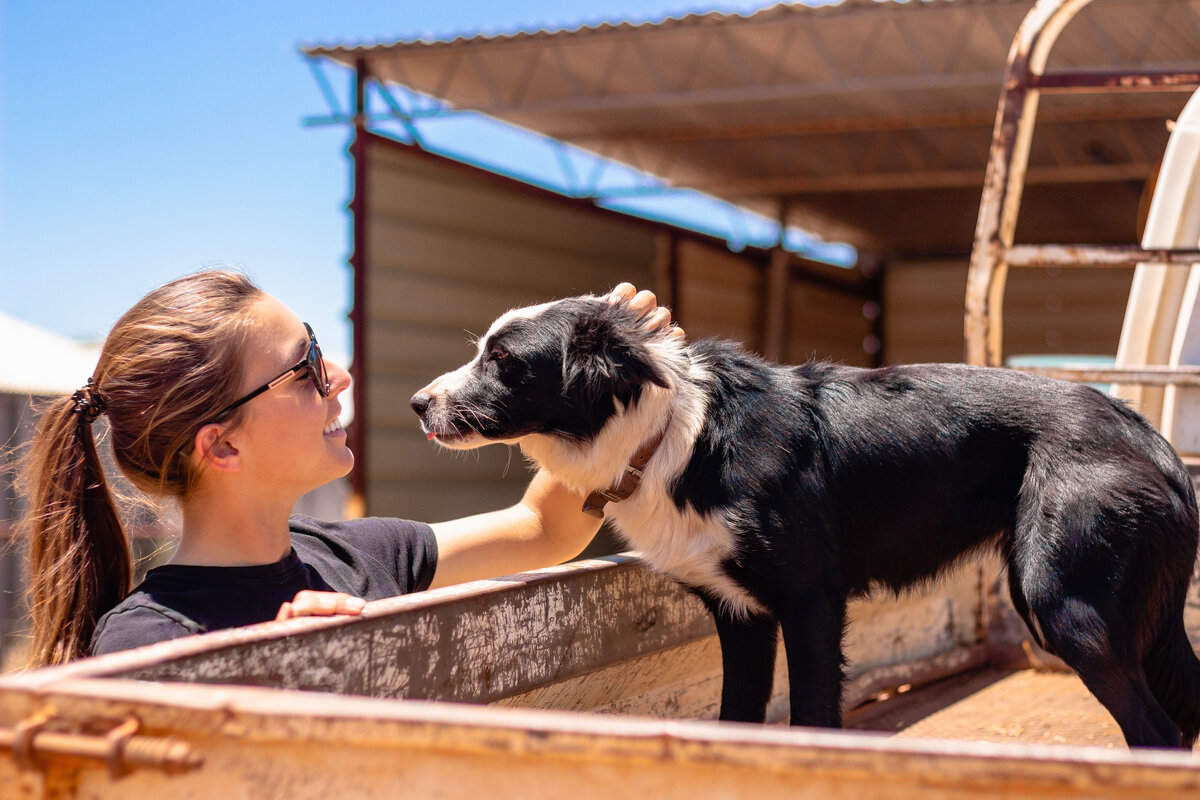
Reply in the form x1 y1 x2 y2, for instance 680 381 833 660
605 282 686 342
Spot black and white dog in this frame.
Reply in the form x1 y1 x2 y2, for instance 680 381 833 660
410 294 1200 748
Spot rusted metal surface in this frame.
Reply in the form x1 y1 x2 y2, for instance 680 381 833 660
0 711 201 778
1015 364 1200 387
3 678 1200 800
59 556 715 704
2 554 984 724
1032 70 1200 93
0 516 1191 796
0 547 1188 797
963 0 1200 370
0 555 1018 799
965 0 1092 367
965 0 1200 378
1007 245 1200 270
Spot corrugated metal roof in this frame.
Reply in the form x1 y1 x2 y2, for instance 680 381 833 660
306 0 1200 254
304 2 834 52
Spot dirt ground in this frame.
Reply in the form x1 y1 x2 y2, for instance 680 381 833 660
844 668 1129 748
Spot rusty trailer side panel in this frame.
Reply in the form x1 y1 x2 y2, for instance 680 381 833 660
0 555 984 720
0 554 1005 799
4 677 1200 800
1 554 1197 799
0 551 1196 799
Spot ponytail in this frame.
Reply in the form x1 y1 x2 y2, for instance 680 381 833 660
15 268 263 667
18 394 130 666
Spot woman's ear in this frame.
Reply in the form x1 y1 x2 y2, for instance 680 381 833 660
191 424 242 473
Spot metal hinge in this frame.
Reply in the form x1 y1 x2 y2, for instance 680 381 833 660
0 709 203 779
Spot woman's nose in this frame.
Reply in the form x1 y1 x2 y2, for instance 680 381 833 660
326 360 352 394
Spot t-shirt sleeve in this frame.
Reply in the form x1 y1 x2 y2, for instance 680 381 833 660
289 515 439 597
91 604 201 656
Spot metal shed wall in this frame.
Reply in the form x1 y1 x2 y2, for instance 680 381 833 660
784 271 873 366
674 238 872 366
675 238 767 350
358 135 659 521
884 259 1134 364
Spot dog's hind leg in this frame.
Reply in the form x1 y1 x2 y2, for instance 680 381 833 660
1011 451 1194 748
1012 509 1182 744
1144 610 1200 748
701 596 780 723
1026 593 1181 747
778 588 848 729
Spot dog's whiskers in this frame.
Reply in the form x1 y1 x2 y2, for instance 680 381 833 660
450 400 499 432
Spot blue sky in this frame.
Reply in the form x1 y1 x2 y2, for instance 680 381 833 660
0 0 808 360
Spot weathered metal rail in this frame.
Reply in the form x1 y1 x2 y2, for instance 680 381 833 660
0 552 1197 799
1014 364 1200 387
3 678 1200 800
964 0 1200 370
1006 245 1200 270
0 553 999 798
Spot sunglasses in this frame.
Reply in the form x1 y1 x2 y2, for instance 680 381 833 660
208 322 331 424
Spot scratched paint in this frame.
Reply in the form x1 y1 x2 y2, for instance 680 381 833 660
81 552 987 722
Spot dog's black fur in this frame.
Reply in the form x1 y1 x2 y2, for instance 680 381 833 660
412 296 1200 748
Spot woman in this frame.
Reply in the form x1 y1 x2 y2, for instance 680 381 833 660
17 270 678 667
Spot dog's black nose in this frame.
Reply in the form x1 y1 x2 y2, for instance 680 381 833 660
411 393 431 417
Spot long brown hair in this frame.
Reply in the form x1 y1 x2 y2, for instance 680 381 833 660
16 269 264 666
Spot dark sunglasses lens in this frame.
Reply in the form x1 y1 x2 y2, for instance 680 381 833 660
308 338 330 397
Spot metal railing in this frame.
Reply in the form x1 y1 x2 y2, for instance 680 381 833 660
964 0 1200 384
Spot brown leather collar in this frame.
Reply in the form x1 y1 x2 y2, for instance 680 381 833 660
581 413 673 519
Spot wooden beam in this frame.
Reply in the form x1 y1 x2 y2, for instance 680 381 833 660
763 202 791 362
690 162 1155 198
567 105 1179 145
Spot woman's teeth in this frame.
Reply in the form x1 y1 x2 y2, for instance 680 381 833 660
324 419 344 435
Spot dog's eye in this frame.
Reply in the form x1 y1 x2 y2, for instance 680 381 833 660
489 348 509 362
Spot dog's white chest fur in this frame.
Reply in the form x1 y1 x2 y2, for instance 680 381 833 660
606 487 766 619
520 353 766 620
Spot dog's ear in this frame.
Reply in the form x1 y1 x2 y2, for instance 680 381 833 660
564 303 669 412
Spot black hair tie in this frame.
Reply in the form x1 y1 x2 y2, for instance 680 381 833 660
72 377 107 424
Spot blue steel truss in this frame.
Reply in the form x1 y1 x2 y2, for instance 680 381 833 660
302 55 854 263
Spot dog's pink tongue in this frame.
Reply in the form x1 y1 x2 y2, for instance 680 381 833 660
427 432 437 441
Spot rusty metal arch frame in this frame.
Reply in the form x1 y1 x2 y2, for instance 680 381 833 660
964 0 1200 384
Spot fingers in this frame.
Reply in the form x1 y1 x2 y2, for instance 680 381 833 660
604 284 658 316
605 282 687 342
626 290 659 318
643 306 670 329
604 282 637 305
275 590 367 621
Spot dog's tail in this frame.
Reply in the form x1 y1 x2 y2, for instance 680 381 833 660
1144 608 1200 748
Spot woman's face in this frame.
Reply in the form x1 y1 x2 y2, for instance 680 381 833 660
227 295 354 497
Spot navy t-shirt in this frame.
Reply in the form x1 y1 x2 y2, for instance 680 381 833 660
91 515 438 656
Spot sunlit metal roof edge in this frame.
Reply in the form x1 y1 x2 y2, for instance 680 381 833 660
300 0 994 58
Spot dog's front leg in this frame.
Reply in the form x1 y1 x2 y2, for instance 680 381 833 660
779 588 847 728
700 595 780 723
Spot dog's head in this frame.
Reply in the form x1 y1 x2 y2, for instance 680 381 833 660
410 296 671 450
